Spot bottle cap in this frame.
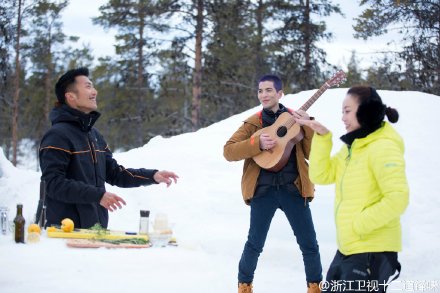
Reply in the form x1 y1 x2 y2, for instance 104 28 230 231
140 210 150 217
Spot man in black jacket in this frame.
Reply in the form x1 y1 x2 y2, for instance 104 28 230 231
39 67 178 229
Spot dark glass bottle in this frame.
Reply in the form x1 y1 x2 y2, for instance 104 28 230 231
14 204 25 243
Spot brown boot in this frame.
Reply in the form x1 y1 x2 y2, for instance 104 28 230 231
307 282 321 293
238 282 253 293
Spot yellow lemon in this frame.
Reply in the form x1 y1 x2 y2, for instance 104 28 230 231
47 226 57 232
46 226 57 232
61 218 74 232
28 223 41 234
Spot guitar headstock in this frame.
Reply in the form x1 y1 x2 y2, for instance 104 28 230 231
327 70 346 87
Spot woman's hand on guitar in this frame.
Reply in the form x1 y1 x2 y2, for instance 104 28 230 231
296 119 330 136
259 133 277 151
293 109 310 120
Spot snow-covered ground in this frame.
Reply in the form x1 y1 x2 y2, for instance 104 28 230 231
1 88 439 292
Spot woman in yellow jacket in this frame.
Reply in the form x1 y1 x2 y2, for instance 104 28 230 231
297 86 409 293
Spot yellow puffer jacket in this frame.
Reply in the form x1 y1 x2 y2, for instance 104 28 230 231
309 122 409 255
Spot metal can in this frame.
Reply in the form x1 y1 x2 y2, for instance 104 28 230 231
0 207 9 235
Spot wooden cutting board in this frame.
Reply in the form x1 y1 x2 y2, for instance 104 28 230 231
47 227 149 241
66 239 151 249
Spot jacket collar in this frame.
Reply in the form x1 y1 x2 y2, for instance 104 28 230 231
261 104 288 127
340 122 404 153
50 104 101 132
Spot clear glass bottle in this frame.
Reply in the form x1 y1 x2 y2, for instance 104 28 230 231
139 210 150 235
0 207 8 235
14 204 25 243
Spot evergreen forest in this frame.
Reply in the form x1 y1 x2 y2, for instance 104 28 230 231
1 0 439 166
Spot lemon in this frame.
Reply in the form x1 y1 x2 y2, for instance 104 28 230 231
47 226 57 232
61 218 75 232
28 223 41 234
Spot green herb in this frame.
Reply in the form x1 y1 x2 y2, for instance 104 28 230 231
89 223 109 236
97 238 149 245
88 224 149 244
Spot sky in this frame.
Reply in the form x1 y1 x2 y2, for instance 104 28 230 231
61 0 402 70
1 88 440 292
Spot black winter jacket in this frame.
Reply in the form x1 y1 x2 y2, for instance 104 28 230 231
39 105 158 229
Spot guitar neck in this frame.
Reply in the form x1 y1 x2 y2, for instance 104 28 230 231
298 82 331 112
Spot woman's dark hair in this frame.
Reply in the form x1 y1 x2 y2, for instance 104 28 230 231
55 67 89 104
347 85 399 130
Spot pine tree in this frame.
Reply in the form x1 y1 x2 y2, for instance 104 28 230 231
345 51 364 85
353 0 440 94
191 0 203 130
203 0 259 125
21 0 69 145
0 0 16 158
11 0 24 166
93 0 179 146
156 38 192 136
365 54 410 91
268 0 342 92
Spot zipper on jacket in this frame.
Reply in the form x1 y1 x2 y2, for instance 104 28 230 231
87 135 97 164
87 132 99 186
335 146 352 248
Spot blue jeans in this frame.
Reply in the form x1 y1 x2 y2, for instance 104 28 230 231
238 185 322 284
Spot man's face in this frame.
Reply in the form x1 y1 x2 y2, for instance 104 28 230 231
258 80 283 112
66 75 98 114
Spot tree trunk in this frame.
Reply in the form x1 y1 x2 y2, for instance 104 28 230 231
137 5 144 90
12 0 23 166
437 26 440 90
255 0 264 78
44 36 52 124
192 0 203 130
137 1 145 145
304 0 312 89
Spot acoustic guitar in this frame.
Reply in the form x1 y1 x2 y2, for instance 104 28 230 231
252 70 346 172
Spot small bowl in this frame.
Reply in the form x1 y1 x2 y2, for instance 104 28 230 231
148 231 172 247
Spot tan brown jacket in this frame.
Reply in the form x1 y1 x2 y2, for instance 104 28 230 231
223 112 315 204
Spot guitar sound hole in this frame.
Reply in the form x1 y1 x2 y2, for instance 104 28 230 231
277 126 287 137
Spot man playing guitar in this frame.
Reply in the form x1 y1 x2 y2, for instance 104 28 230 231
224 74 323 293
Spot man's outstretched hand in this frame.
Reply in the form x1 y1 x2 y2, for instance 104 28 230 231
99 171 178 211
100 192 126 212
154 170 179 187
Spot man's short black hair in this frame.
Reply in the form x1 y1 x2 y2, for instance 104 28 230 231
55 67 89 103
258 74 283 92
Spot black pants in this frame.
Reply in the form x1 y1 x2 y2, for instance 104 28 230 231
322 250 401 293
